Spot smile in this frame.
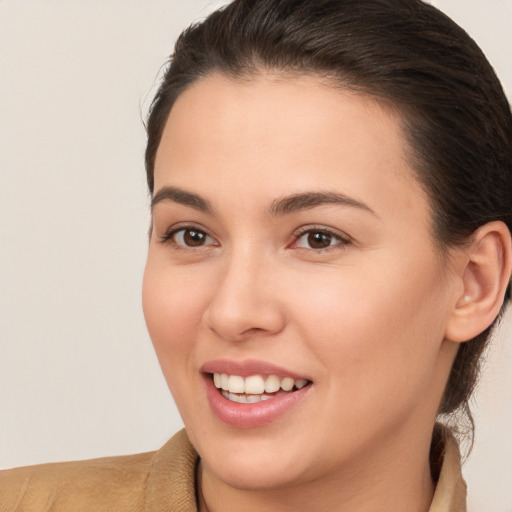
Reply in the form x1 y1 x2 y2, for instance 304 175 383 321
212 373 310 403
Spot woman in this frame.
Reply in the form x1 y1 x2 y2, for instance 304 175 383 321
1 1 511 511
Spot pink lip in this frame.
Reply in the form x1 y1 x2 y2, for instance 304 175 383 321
200 360 312 429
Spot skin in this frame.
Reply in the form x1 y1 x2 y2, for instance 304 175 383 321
142 73 465 512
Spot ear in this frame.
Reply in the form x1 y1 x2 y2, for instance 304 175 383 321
445 221 512 343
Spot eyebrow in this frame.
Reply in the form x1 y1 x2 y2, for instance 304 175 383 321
151 186 377 218
151 186 214 214
269 191 377 217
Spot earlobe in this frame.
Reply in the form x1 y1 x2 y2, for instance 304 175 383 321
445 221 512 343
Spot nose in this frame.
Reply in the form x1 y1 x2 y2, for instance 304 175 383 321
203 249 286 342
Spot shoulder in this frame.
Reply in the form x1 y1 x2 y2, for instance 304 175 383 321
0 429 198 512
0 451 155 512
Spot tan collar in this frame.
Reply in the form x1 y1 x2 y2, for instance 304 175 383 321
146 429 199 512
151 428 466 512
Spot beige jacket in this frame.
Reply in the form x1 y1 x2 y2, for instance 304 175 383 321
0 429 466 511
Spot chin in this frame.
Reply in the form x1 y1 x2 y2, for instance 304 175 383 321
190 424 322 492
204 454 309 491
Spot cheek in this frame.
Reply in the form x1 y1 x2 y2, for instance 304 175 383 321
142 260 207 373
292 262 448 400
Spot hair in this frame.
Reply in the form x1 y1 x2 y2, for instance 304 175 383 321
145 0 512 440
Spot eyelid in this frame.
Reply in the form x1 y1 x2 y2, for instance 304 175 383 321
159 223 218 247
290 225 352 250
157 222 351 251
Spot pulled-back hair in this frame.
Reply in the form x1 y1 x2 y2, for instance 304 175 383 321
145 0 512 435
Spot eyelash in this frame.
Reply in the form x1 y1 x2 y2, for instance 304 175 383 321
160 225 217 249
159 224 351 251
290 225 351 251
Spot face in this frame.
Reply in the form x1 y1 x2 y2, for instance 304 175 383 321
143 74 459 491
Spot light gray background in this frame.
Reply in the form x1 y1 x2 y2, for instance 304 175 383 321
1 1 511 510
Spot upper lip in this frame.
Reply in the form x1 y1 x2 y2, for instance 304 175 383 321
201 359 311 381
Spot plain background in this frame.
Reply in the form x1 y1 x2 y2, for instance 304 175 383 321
1 1 511 510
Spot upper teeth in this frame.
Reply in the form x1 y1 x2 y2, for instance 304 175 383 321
213 373 308 394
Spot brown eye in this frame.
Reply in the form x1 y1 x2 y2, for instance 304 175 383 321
306 231 333 249
293 228 348 251
172 228 214 247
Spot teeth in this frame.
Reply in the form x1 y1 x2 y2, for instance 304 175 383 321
228 392 246 403
213 372 310 398
264 375 281 393
222 390 276 403
245 375 265 394
228 375 245 393
295 379 308 389
280 377 295 391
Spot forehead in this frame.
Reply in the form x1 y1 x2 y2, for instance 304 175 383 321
163 72 405 144
157 73 409 171
154 72 430 228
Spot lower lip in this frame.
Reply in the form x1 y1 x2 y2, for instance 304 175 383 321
203 375 311 428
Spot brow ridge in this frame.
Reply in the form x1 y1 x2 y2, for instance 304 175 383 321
269 191 377 216
151 186 214 213
151 187 376 218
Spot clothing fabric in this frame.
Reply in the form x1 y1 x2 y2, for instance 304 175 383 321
0 428 466 511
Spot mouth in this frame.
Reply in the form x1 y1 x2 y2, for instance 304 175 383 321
201 360 313 427
210 373 311 404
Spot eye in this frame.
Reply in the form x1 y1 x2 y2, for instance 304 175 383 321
164 227 216 248
292 227 349 250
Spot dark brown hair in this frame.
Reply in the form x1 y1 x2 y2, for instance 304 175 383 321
145 0 512 434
